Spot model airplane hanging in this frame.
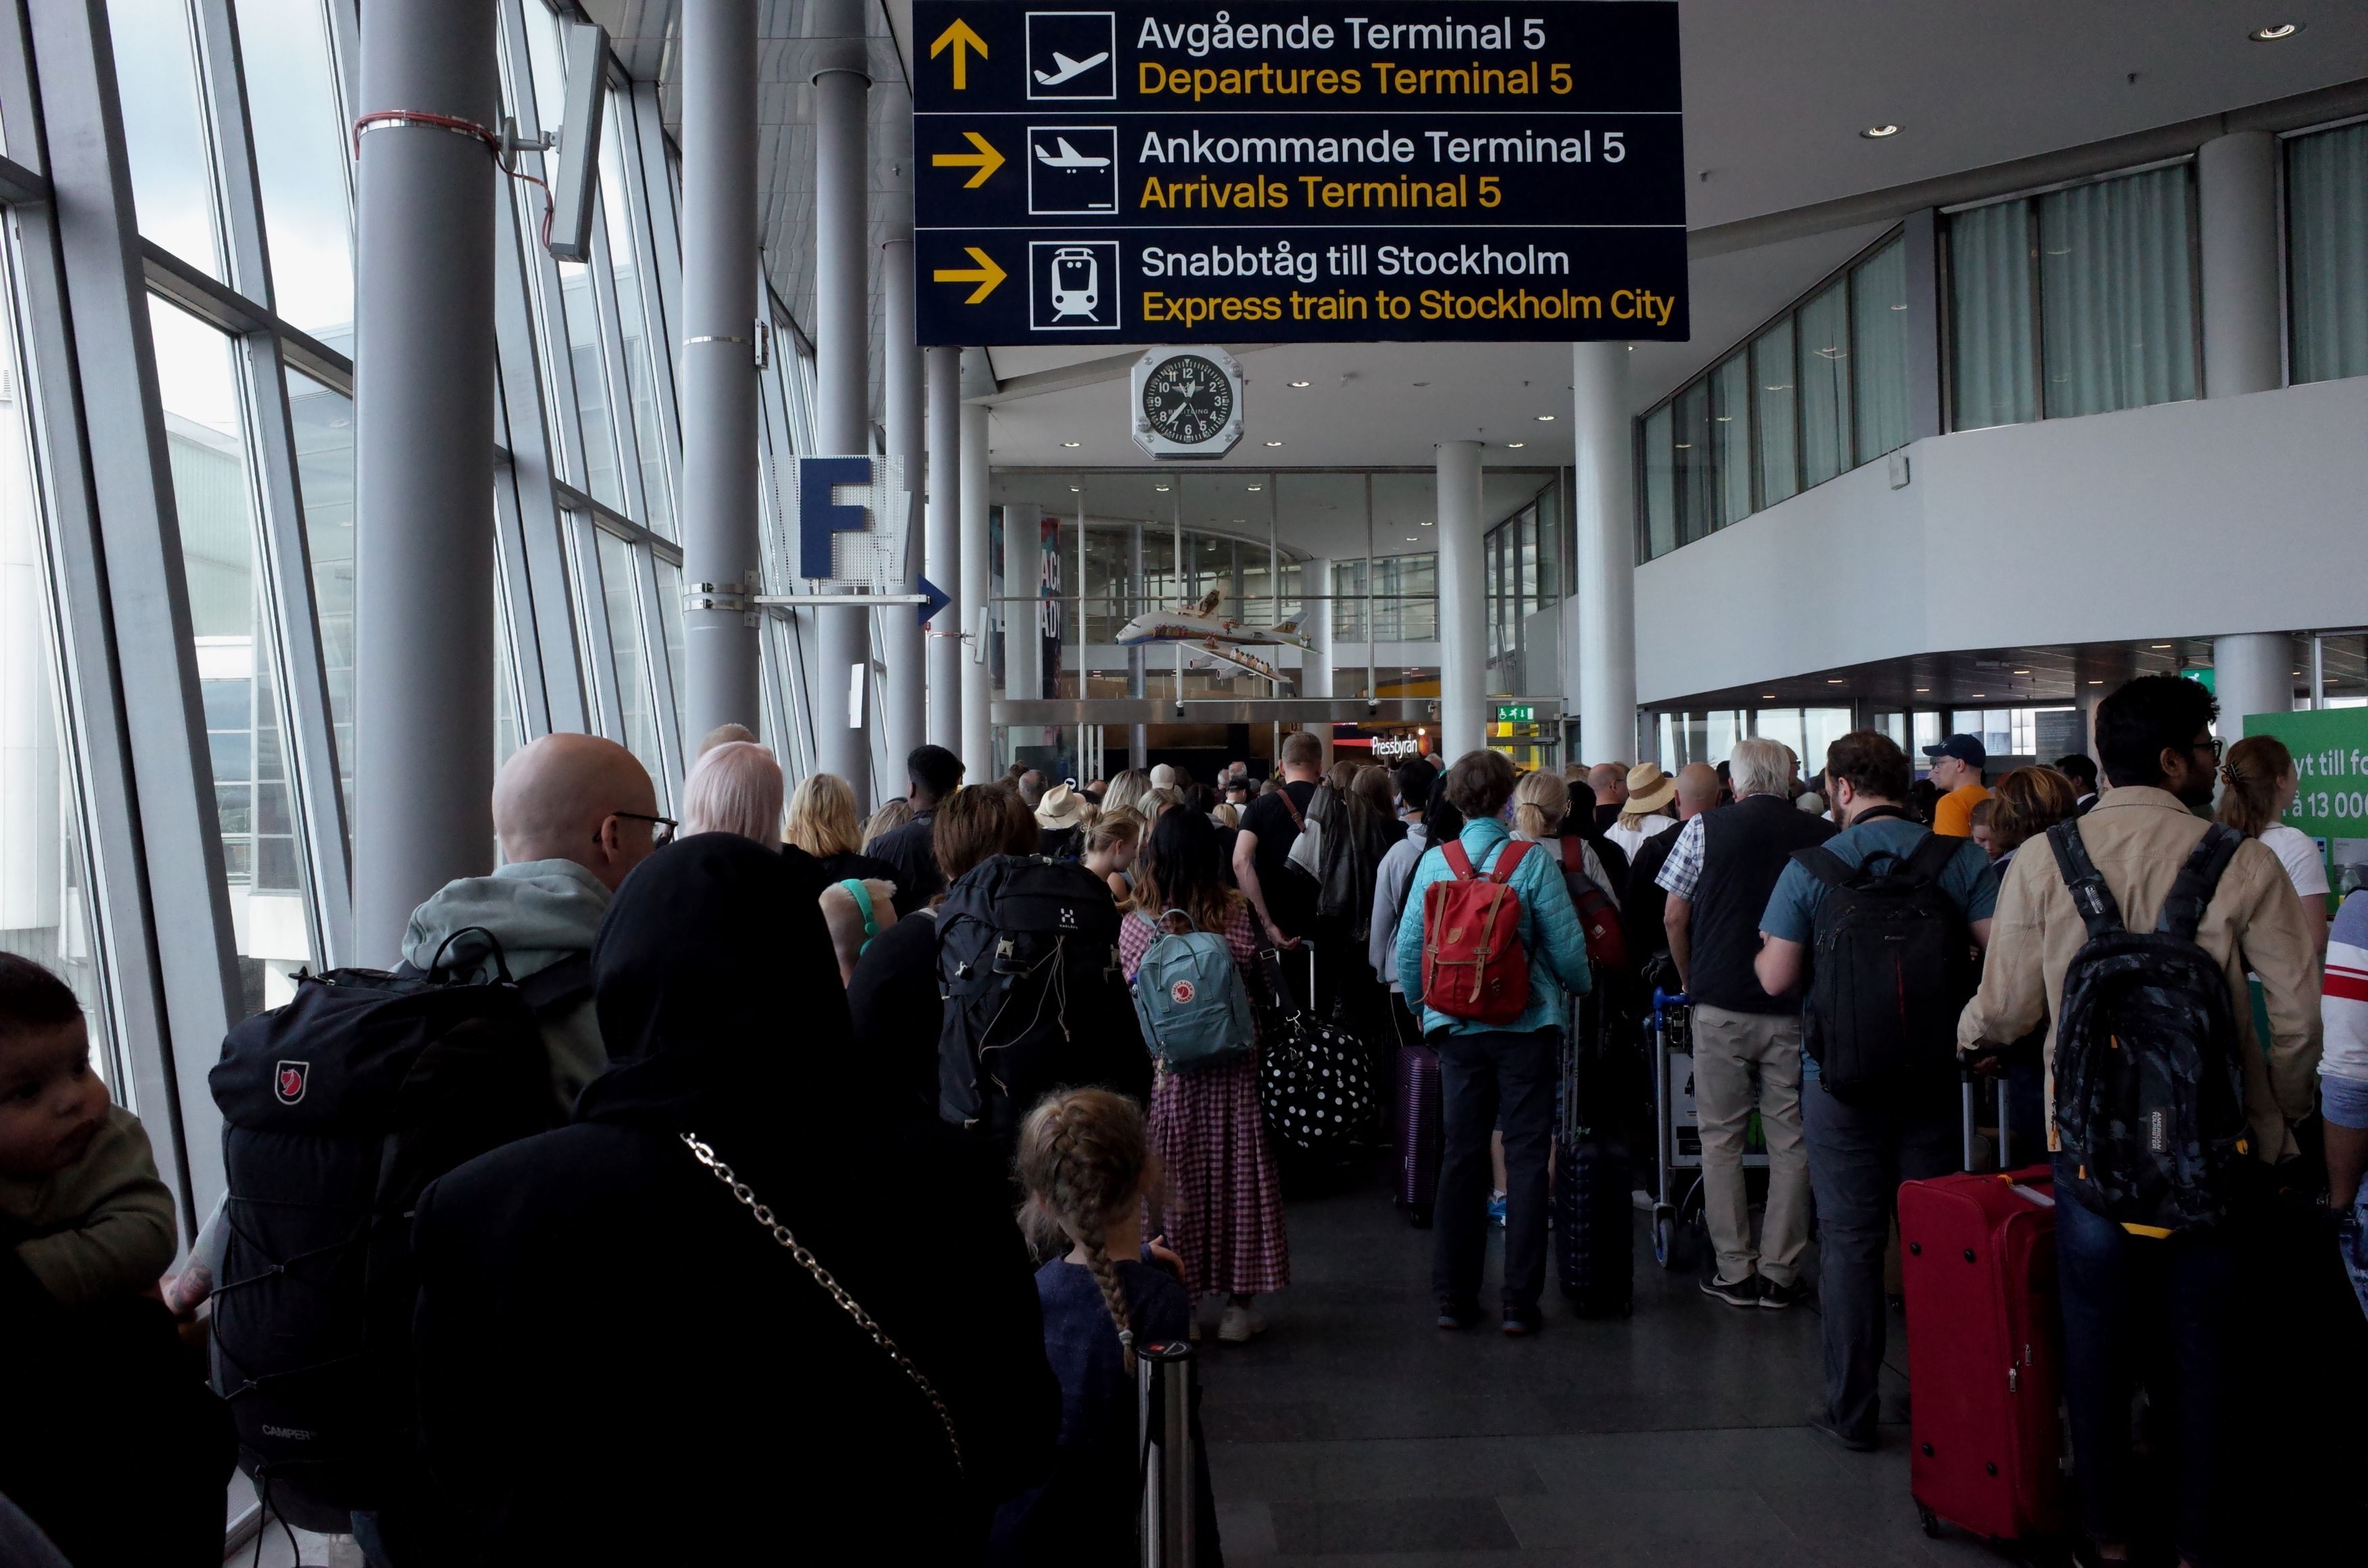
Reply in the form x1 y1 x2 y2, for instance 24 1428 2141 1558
1114 588 1315 653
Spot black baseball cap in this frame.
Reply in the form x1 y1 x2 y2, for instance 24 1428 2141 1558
1921 733 1987 769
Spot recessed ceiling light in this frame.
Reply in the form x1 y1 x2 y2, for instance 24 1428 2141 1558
1535 413 1556 421
1916 687 1930 693
1061 440 1080 448
2089 679 2103 685
1420 519 1434 526
1246 484 1262 492
1406 535 1417 541
1972 693 1986 699
1289 380 1311 388
1761 693 1777 699
2151 643 2172 649
1861 124 1900 139
1505 442 1526 448
1827 678 1845 685
2250 22 2301 41
2013 668 2030 675
1265 440 1283 447
1068 485 1080 492
1154 484 1170 492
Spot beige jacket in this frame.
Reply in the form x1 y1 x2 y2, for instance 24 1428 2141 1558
0 1104 178 1305
1957 786 2321 1162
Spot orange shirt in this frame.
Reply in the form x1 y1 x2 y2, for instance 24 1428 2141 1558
1932 781 1991 838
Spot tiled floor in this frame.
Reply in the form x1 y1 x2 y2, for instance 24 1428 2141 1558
1195 1161 2030 1567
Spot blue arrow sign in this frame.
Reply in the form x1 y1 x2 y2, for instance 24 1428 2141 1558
917 574 953 626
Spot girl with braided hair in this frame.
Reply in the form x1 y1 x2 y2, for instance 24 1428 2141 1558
995 1090 1217 1565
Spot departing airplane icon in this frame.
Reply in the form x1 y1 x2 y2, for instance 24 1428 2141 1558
1034 136 1112 171
1033 50 1110 86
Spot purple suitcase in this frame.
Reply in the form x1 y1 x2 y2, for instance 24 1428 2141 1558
1394 1028 1442 1228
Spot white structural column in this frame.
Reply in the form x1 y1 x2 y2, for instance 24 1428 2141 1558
2213 634 2291 727
1434 441 1486 760
352 0 500 963
1001 502 1042 709
1572 341 1636 764
879 223 925 779
676 0 762 752
959 402 995 774
810 0 872 799
2198 131 2288 724
2198 131 2281 399
1300 555 1333 699
924 345 964 750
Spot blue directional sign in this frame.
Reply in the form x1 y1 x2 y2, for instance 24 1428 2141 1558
913 1 1688 346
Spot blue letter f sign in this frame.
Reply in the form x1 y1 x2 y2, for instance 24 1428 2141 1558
798 456 873 580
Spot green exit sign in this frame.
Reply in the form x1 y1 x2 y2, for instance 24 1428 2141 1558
1496 704 1535 723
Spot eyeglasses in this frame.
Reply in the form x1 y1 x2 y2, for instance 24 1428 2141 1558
604 811 678 848
2190 737 2223 763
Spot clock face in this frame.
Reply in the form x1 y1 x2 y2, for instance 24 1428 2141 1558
1141 355 1233 446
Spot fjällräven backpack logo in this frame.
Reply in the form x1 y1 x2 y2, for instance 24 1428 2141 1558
275 1060 309 1105
1170 978 1196 1005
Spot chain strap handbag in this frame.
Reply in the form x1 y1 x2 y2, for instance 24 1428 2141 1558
679 1132 963 1477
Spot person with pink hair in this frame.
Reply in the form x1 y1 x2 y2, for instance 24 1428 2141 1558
681 741 785 847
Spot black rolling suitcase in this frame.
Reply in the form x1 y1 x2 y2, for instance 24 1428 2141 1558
1553 973 1634 1317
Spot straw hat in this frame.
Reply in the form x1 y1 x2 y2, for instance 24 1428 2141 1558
1034 781 1090 829
1623 762 1678 815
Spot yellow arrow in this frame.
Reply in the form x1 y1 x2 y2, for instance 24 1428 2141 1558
931 131 1005 189
929 18 987 91
932 246 1006 304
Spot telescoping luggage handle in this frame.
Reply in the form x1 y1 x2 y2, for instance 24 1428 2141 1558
1137 1341 1196 1568
1957 1053 2055 1206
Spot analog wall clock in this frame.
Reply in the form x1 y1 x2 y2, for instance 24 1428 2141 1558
1131 346 1244 459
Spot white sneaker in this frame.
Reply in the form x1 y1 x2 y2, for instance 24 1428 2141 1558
1219 1304 1256 1343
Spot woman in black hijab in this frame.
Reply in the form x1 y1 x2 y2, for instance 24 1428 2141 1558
411 834 1057 1563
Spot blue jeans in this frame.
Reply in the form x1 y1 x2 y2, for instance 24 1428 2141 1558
1433 1028 1558 1314
1798 1082 1957 1444
2051 1153 2241 1565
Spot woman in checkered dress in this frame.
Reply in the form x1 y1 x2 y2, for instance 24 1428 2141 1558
1118 807 1290 1345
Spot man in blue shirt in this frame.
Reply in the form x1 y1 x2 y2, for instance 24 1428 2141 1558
1396 750 1592 1336
1754 730 1997 1453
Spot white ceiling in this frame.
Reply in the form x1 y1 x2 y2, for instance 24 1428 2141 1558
586 0 2368 505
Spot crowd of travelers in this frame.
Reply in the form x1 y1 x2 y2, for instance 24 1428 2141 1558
1 672 2361 1565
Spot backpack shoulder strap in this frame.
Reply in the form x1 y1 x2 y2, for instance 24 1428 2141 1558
2156 822 2244 943
2046 818 2124 940
1486 840 1532 885
1790 844 1853 891
514 951 593 1015
1442 839 1477 881
1560 835 1583 872
1903 829 1961 885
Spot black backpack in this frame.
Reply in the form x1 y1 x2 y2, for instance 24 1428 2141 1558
207 929 587 1521
1793 815 1977 1101
936 855 1139 1152
2047 818 2249 1233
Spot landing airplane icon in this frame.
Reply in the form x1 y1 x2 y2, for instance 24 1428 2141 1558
1034 50 1110 86
1034 136 1112 170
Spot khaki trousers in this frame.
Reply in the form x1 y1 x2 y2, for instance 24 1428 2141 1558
1689 1002 1811 1288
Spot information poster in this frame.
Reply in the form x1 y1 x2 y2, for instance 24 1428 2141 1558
912 1 1687 345
2243 708 2368 903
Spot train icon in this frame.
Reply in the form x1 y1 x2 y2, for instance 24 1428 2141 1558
1049 248 1100 318
1028 241 1120 330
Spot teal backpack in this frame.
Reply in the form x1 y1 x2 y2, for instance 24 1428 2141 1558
1129 910 1254 1074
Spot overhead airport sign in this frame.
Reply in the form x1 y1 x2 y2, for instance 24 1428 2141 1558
911 1 1687 346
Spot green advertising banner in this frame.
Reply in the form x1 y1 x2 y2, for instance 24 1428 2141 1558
2242 707 2368 902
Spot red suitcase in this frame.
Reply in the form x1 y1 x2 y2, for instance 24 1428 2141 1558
1393 1028 1442 1228
1898 1163 2066 1542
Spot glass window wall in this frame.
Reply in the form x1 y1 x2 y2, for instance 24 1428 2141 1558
2287 122 2368 386
1946 163 2198 429
1637 234 1909 561
235 0 353 348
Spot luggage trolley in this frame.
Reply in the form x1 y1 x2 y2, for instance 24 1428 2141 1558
1646 988 1771 1268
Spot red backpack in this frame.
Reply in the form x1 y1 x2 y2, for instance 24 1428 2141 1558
1558 837 1630 969
1419 840 1535 1024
